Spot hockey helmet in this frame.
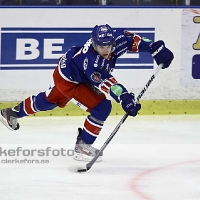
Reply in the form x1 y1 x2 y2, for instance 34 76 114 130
91 24 115 47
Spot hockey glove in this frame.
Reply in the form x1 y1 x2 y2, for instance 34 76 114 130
120 92 141 117
150 40 174 69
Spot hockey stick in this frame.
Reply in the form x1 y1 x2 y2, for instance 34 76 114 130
76 64 163 172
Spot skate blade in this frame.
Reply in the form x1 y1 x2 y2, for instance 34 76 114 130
73 152 102 162
0 114 14 131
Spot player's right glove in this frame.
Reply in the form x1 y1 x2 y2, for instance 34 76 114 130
120 92 141 117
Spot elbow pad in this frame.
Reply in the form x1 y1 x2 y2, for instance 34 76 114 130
98 77 128 102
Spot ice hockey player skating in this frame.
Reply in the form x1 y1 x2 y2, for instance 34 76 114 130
0 24 174 162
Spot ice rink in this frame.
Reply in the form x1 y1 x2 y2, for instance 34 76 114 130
0 115 200 200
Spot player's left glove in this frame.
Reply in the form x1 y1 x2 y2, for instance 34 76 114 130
120 92 141 117
150 40 174 69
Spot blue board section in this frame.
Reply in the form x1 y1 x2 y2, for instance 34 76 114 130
192 54 200 79
0 27 155 70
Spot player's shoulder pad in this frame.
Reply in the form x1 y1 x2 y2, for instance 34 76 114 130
77 38 96 71
113 28 132 57
81 38 93 55
59 47 79 69
124 30 134 37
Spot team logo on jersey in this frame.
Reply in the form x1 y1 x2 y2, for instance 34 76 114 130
91 72 102 83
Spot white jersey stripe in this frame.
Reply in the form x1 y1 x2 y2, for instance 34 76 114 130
30 97 37 113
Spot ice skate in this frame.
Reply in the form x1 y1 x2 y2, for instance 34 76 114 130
0 108 20 131
73 128 103 162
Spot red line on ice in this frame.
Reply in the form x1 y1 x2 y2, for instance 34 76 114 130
130 159 200 200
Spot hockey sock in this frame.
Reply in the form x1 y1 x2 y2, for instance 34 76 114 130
80 98 112 144
13 92 57 118
80 115 104 144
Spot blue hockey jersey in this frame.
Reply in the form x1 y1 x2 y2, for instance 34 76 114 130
57 28 152 100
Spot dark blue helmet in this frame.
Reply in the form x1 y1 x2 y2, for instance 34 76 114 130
91 24 115 47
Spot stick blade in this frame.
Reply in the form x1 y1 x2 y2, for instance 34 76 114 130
67 164 87 173
77 168 88 173
78 166 91 172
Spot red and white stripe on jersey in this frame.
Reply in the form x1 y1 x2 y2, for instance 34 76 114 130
99 77 118 94
131 34 142 52
83 117 103 137
23 96 38 115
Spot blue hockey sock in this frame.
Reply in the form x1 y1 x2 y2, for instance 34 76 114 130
13 92 57 118
80 99 112 144
80 115 104 144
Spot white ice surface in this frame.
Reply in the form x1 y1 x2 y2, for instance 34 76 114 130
0 115 200 200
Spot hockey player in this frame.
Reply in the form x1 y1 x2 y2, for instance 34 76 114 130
0 24 174 162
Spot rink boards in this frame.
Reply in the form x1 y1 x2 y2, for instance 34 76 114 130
0 7 200 114
0 100 199 116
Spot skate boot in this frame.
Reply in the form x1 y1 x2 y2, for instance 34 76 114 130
0 108 20 131
73 128 103 162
